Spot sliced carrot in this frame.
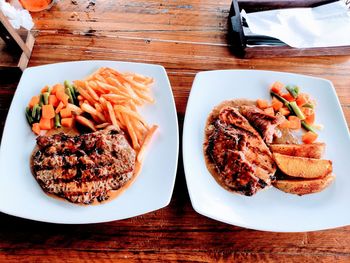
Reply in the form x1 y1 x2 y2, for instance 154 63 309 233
56 91 69 106
55 101 65 114
60 107 72 118
271 97 283 111
302 131 318 144
305 113 315 125
51 84 64 96
279 120 290 129
270 81 284 95
41 85 49 93
32 123 41 135
42 104 55 119
264 107 275 116
28 95 40 108
39 118 53 130
282 93 295 102
296 93 308 106
48 95 59 107
61 117 74 128
257 99 269 109
302 107 314 116
288 116 301 130
279 107 290 116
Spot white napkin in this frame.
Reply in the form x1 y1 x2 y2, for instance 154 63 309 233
0 0 33 30
241 1 350 48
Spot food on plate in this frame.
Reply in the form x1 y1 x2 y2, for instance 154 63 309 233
204 100 277 196
240 105 284 143
32 127 136 204
203 81 334 196
269 143 325 159
273 173 335 196
273 153 332 179
26 67 158 204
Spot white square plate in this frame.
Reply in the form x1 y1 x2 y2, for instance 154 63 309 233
0 60 179 224
183 70 350 232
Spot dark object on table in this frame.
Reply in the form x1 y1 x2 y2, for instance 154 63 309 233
228 0 350 58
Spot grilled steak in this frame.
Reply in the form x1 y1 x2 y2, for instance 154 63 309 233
31 127 136 204
204 105 277 196
240 105 284 144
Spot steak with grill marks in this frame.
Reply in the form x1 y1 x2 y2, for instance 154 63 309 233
31 127 136 204
204 104 277 196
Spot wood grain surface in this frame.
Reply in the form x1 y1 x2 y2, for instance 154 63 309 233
0 0 350 262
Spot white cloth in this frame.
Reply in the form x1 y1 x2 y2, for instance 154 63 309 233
241 1 350 48
0 0 34 30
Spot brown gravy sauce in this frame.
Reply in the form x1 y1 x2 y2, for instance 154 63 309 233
30 127 141 206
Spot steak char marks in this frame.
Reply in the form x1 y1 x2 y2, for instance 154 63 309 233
32 127 136 204
204 106 277 196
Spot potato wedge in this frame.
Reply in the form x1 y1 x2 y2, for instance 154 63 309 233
273 153 332 179
270 143 325 159
273 174 335 195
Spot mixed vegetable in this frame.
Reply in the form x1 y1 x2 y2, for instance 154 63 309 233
256 81 320 144
26 81 80 135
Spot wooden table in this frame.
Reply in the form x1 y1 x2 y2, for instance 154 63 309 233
1 0 350 261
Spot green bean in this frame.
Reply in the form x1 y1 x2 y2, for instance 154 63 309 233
43 92 50 105
302 121 317 134
286 85 299 98
55 114 61 128
289 101 305 120
25 107 34 125
65 87 74 104
270 91 294 113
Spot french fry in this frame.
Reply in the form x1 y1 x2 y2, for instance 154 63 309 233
96 123 110 129
114 105 148 127
76 86 96 105
94 103 103 112
81 103 106 122
86 82 100 101
67 103 83 115
75 115 97 131
137 125 158 162
124 115 139 150
106 101 120 130
88 80 108 94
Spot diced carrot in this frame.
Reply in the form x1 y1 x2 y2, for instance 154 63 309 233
60 107 72 118
56 90 69 106
32 123 41 135
279 120 290 129
48 95 59 107
264 107 275 116
279 107 290 116
55 101 65 114
41 85 49 93
302 131 318 144
257 99 269 109
305 113 315 125
61 117 74 128
271 97 283 111
28 95 40 108
282 93 295 102
302 107 314 116
270 81 284 95
39 118 53 130
288 116 301 130
42 104 55 119
296 93 308 106
51 84 64 96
